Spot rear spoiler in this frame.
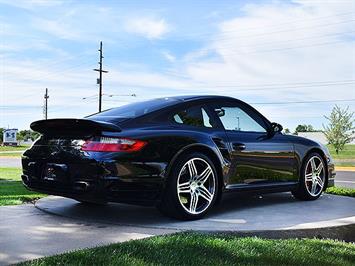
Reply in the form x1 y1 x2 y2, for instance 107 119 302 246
30 119 121 136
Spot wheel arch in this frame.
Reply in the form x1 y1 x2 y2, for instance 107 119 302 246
165 144 225 203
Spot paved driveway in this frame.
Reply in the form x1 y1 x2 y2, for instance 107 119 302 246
0 204 177 266
1 192 355 265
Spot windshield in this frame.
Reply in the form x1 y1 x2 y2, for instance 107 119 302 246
86 98 179 123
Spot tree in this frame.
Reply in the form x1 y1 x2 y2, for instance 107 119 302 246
17 130 31 141
294 124 315 135
323 105 354 154
17 130 40 142
284 128 290 134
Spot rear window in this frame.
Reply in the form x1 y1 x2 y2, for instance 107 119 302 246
86 98 179 123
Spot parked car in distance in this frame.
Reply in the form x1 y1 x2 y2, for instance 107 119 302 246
22 95 335 220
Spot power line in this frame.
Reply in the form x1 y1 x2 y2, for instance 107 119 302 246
200 19 355 43
82 93 137 100
108 79 355 91
197 39 353 57
182 11 355 40
191 30 355 55
251 99 355 105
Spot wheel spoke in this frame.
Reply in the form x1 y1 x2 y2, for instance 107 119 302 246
189 192 199 213
315 163 323 175
310 158 316 172
198 186 213 203
195 167 212 184
305 172 313 181
316 176 324 188
178 181 190 194
187 160 198 179
311 180 317 194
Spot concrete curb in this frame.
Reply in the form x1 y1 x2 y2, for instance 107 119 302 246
200 223 355 242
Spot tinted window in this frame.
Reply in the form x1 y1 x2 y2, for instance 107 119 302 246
217 106 266 132
87 98 179 122
173 106 213 128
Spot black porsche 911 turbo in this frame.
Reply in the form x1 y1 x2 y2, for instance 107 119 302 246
22 95 335 220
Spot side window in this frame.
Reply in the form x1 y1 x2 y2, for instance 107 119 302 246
173 106 213 128
216 106 266 132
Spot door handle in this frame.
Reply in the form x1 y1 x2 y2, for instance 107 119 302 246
232 143 246 151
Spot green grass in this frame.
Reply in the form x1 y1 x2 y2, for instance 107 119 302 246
0 152 24 157
0 167 45 206
0 145 29 152
19 233 355 266
0 167 23 181
327 144 355 160
334 162 355 167
0 145 28 157
326 186 355 198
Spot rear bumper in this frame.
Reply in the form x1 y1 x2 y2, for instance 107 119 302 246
21 156 167 206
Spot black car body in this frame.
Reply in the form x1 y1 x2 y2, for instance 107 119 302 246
22 95 335 219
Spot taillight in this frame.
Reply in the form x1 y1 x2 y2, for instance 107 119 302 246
81 137 147 152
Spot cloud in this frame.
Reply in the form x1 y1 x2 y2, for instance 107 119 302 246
1 0 354 131
124 17 170 39
32 17 81 40
161 50 176 62
181 1 355 100
0 0 64 10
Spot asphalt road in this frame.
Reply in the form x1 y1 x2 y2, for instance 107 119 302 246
0 157 21 167
335 171 355 189
0 157 354 188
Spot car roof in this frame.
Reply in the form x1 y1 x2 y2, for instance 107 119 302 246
166 95 237 102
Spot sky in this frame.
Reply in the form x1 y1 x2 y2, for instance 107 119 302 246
0 0 354 131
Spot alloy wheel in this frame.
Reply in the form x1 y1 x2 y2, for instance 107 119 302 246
304 156 325 197
177 158 216 215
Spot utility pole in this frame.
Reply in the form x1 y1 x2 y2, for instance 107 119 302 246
43 88 49 120
93 41 108 112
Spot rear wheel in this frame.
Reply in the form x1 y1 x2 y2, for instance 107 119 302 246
292 152 326 200
157 152 219 220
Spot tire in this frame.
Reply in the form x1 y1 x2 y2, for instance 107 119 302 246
292 152 327 201
157 152 219 220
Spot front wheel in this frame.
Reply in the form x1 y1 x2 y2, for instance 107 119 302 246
157 152 219 220
292 152 326 200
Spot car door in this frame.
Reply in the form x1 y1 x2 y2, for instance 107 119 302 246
208 100 296 188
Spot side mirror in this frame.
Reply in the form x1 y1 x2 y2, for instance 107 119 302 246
214 108 225 117
271 122 283 133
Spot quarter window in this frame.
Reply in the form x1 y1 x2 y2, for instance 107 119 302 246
173 106 213 128
216 107 266 132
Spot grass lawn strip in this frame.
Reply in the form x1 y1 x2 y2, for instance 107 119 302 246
0 145 29 152
19 233 355 266
0 167 46 206
326 187 355 198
